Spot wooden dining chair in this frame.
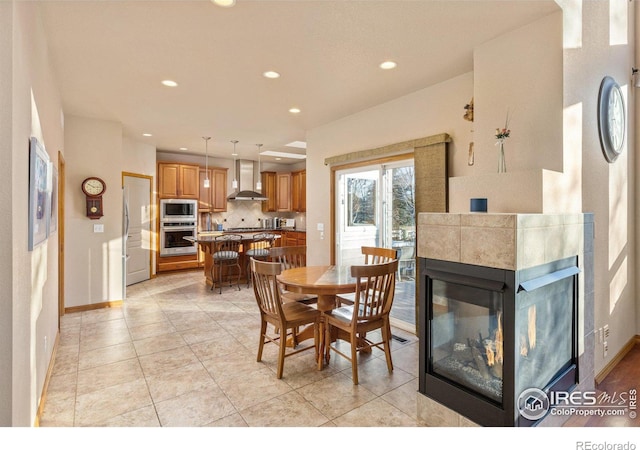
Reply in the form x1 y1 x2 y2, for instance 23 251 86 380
210 234 243 294
361 246 398 264
251 258 322 378
323 259 399 385
269 246 318 305
336 246 398 306
245 233 277 287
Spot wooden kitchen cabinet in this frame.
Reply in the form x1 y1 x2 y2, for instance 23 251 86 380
291 169 306 212
158 163 199 199
276 173 291 212
261 169 305 213
198 167 228 212
261 171 278 212
281 230 306 247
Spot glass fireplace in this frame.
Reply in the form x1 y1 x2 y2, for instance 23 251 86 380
431 280 504 403
419 257 579 427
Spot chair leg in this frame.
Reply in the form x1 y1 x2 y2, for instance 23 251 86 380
257 320 267 362
277 325 287 379
382 321 394 373
235 261 241 290
350 331 359 385
315 323 321 371
324 323 331 367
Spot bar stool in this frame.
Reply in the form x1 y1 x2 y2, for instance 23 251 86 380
246 233 277 287
211 234 243 294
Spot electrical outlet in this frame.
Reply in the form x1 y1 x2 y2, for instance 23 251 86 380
604 341 608 357
597 328 603 343
604 324 610 339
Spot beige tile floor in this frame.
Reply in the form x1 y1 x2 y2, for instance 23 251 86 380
40 269 426 427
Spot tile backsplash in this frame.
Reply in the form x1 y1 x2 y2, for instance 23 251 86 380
199 201 306 231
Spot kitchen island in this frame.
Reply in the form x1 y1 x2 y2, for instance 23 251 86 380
184 230 284 288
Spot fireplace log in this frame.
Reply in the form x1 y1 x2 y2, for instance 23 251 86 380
471 346 491 380
490 361 503 379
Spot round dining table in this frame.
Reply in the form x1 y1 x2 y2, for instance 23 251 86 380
276 265 357 312
276 265 358 367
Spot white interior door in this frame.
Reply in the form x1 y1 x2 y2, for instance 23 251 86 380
336 168 381 266
124 175 151 287
335 160 416 331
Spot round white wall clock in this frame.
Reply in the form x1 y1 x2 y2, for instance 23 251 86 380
597 76 625 163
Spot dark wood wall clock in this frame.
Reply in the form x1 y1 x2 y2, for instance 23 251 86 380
597 76 625 163
81 176 106 219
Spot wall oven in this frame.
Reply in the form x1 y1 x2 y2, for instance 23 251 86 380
160 221 197 256
160 199 198 222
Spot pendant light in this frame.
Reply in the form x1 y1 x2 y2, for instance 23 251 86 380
231 140 239 190
256 144 263 191
203 137 211 188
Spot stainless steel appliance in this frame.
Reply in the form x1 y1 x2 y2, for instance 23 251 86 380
160 221 197 256
160 198 198 222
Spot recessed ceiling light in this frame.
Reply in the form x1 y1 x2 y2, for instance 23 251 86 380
263 71 281 79
212 0 236 7
260 150 306 160
380 61 397 70
285 141 307 149
289 107 301 114
180 147 188 151
161 80 178 87
142 133 152 137
275 157 282 161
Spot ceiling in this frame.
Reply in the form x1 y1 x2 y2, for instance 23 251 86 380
39 0 559 164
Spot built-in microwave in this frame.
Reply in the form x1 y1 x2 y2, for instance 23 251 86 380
160 199 198 222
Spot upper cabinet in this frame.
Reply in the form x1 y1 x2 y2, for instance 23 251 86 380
276 173 291 212
261 169 306 213
261 171 278 212
158 163 199 199
198 167 228 212
291 169 306 212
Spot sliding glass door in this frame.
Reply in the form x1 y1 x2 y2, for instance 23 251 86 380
335 159 416 332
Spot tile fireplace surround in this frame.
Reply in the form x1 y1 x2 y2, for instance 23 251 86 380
416 212 594 427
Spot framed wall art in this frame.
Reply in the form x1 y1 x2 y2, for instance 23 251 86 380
28 137 51 251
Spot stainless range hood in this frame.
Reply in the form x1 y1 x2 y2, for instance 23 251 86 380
227 159 268 201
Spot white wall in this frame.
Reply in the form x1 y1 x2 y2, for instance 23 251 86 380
306 72 473 265
473 12 564 174
449 12 568 215
0 0 14 426
1 0 64 426
65 116 124 307
123 136 156 177
560 0 637 372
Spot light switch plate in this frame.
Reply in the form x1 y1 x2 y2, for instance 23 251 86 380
94 224 104 233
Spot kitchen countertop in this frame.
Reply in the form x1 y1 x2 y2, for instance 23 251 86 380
212 227 305 233
185 231 285 243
